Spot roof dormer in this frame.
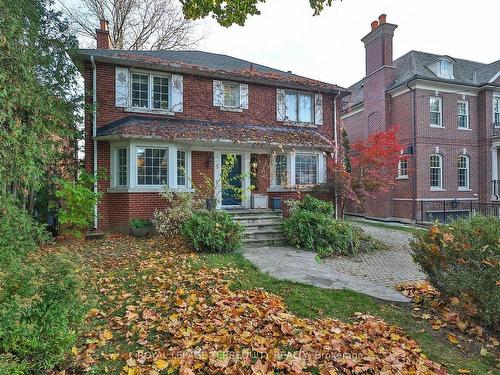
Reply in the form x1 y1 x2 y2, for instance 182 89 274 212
427 56 455 80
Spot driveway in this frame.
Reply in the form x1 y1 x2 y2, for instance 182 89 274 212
241 222 425 303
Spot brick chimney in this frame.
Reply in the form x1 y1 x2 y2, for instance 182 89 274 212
96 19 112 49
362 14 397 75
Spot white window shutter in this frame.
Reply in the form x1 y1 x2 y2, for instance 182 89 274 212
115 67 129 107
314 93 323 125
213 80 224 107
276 89 286 121
240 84 249 109
171 74 183 112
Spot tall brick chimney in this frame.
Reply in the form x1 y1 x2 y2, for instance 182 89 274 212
362 14 397 75
96 19 112 49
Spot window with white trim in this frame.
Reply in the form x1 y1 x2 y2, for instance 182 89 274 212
397 158 408 178
286 91 313 123
430 154 443 189
295 154 318 185
130 72 170 111
494 97 500 125
458 155 469 190
439 60 452 79
223 82 240 108
430 97 442 127
275 154 287 186
457 101 469 129
136 147 168 186
115 148 128 187
177 150 186 186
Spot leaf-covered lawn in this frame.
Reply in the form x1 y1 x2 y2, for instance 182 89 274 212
57 235 493 374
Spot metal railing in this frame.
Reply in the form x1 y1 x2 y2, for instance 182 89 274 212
419 199 500 223
492 122 500 137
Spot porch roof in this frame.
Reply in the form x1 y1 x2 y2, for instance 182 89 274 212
95 116 334 150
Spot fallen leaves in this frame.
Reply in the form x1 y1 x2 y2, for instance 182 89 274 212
61 236 448 374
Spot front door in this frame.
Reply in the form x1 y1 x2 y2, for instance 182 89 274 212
221 154 242 206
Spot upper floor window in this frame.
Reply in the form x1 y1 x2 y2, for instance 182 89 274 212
295 153 317 185
457 101 469 129
430 97 442 127
137 147 168 186
439 60 452 79
458 155 470 190
397 158 408 178
223 82 240 108
494 97 500 125
131 72 170 111
213 80 248 110
430 154 443 190
286 91 313 123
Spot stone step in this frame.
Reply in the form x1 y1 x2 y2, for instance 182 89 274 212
231 214 283 222
226 209 282 216
236 219 283 227
243 223 283 232
244 227 283 236
242 237 287 247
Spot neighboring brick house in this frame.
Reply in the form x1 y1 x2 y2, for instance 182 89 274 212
73 21 348 231
342 15 500 222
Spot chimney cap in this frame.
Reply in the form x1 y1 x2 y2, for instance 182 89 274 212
371 20 379 30
99 19 109 31
378 14 387 24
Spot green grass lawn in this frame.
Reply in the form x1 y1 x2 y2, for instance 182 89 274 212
196 251 495 375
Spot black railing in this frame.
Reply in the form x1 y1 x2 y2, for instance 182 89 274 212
492 122 500 137
419 200 500 223
493 180 500 200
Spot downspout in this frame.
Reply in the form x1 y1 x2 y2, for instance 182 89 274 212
333 93 339 219
91 56 98 229
406 81 417 222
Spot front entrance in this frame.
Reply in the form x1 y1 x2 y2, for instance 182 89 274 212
221 154 242 206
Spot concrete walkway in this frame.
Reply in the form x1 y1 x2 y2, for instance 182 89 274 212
241 223 425 303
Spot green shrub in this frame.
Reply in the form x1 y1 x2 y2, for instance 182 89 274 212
129 218 151 229
410 215 500 328
287 195 334 217
56 171 102 238
283 209 360 257
182 211 243 253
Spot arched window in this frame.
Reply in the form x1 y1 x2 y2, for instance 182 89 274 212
430 154 443 189
458 155 470 190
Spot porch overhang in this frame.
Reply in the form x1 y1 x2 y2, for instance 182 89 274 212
95 116 335 151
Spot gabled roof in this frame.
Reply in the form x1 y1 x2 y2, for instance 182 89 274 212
75 49 348 94
344 50 500 108
95 116 334 149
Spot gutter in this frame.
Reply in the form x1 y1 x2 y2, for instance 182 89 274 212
333 93 339 219
91 55 98 229
406 81 417 222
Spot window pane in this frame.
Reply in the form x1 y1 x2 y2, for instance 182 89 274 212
275 154 287 186
177 150 186 186
137 147 168 185
458 156 469 188
295 154 317 185
285 92 298 122
298 94 313 123
117 148 127 186
430 98 441 112
398 159 408 177
223 82 239 107
131 74 149 108
153 76 169 110
430 155 442 188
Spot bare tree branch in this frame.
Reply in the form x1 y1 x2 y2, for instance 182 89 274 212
59 0 202 50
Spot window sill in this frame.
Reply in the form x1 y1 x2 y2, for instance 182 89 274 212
395 176 409 180
430 188 445 192
282 121 318 128
125 107 175 116
219 106 243 112
457 127 471 131
458 188 472 192
429 124 444 128
107 187 195 193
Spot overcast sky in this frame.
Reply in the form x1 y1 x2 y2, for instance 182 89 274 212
195 0 499 88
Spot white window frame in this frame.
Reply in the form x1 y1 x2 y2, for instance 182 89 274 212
177 149 187 187
222 81 240 108
285 90 314 124
439 60 453 79
295 153 319 186
274 154 288 187
129 70 172 113
397 158 408 179
136 146 170 187
430 154 443 190
458 155 470 190
494 96 500 125
430 97 443 128
111 144 129 188
457 100 470 130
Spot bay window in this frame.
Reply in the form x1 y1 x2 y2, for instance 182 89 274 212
115 147 128 187
177 150 186 186
130 71 170 111
286 91 313 123
295 154 318 185
136 147 168 186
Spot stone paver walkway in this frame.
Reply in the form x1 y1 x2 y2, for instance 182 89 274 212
241 222 425 303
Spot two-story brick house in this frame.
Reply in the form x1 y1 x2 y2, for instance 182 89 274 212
74 21 348 231
342 15 500 222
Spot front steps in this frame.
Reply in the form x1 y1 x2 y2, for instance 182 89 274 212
226 209 286 247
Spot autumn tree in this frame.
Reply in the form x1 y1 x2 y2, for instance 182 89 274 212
323 126 404 217
180 0 336 26
62 0 200 50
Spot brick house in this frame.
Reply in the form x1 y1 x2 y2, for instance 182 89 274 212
73 21 348 231
341 15 500 222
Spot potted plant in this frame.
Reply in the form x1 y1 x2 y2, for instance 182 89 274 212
129 218 151 237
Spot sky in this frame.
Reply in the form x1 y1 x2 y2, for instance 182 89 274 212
194 0 500 88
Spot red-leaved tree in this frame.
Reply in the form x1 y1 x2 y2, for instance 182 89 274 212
323 125 406 217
